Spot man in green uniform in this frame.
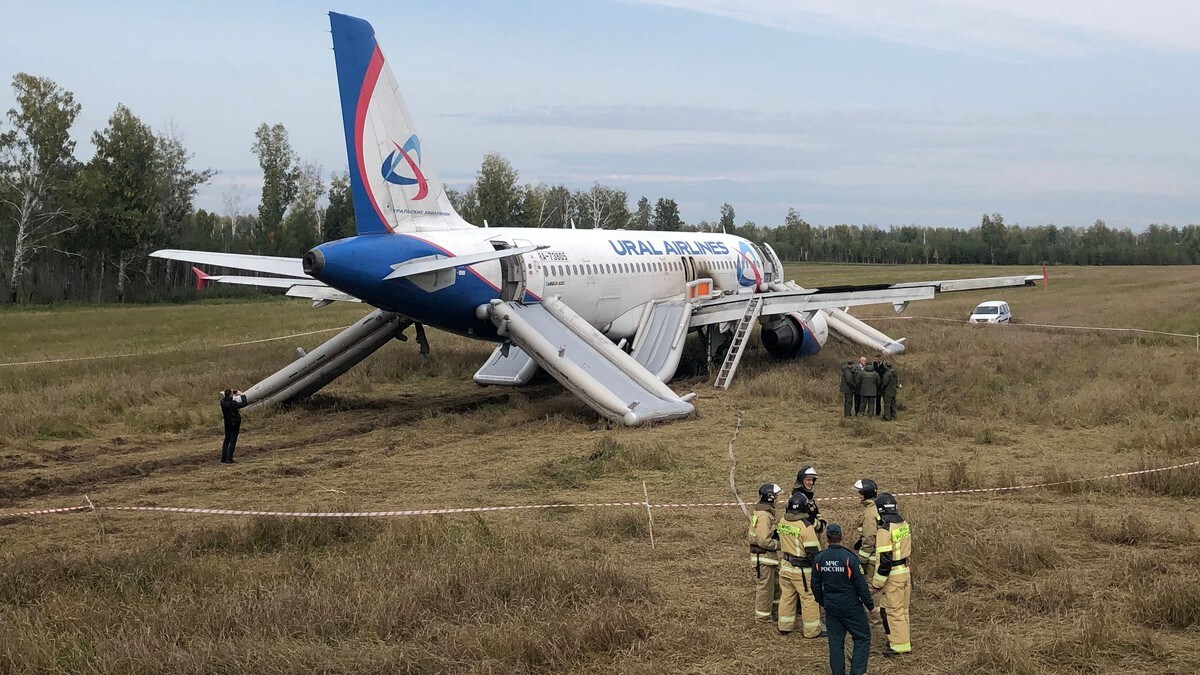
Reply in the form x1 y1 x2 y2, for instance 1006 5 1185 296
880 361 899 421
857 364 880 417
840 361 856 417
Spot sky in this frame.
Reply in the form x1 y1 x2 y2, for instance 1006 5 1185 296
2 0 1198 229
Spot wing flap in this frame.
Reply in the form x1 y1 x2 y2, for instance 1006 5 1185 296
690 286 935 328
891 274 1043 293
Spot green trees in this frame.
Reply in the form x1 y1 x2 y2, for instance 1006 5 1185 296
577 183 630 230
0 73 81 302
633 196 652 230
652 197 682 232
78 105 162 301
718 202 735 234
2 67 1199 306
474 153 523 228
251 123 299 253
323 172 354 242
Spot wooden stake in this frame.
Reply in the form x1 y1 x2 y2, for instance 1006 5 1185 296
84 494 106 547
642 481 655 549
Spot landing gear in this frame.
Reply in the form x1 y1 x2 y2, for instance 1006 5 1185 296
700 324 731 375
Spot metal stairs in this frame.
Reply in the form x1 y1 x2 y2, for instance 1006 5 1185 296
713 295 764 389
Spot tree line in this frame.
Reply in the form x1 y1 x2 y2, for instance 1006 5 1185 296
3 73 1198 304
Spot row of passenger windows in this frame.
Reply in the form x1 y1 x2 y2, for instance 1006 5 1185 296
543 259 738 277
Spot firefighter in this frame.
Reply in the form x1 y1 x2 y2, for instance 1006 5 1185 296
747 483 782 622
872 492 913 657
791 466 827 537
776 492 824 637
852 478 880 580
813 524 873 675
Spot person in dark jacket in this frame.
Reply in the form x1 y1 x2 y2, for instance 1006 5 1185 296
880 362 900 421
220 389 249 463
872 355 888 415
853 356 867 414
857 365 880 417
839 362 856 417
813 524 874 675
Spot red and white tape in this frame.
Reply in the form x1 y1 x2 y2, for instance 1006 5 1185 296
3 459 1197 521
0 326 351 368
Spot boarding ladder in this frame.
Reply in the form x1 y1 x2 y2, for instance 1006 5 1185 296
713 295 764 389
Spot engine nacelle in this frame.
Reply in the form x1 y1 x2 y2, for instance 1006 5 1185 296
760 311 827 359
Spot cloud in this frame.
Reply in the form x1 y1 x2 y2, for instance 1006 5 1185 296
632 0 1200 56
451 101 1200 226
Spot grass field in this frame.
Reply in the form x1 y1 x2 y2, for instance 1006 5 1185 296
1 264 1199 674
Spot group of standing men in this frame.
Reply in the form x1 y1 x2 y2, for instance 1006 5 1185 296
748 469 913 675
840 355 900 420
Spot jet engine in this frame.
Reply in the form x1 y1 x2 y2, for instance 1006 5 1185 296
760 311 828 359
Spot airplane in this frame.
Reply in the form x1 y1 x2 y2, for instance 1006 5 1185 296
152 12 1042 426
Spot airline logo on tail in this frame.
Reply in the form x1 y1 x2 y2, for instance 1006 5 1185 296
381 134 429 200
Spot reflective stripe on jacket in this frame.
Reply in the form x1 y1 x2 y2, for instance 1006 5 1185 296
873 518 912 587
748 503 779 564
777 514 821 577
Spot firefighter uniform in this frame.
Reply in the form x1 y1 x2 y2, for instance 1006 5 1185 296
748 498 780 622
872 494 912 655
856 498 879 580
777 495 823 637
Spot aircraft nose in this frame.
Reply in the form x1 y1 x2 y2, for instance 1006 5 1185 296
302 248 325 278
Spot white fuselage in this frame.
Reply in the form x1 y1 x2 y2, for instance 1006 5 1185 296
394 227 766 339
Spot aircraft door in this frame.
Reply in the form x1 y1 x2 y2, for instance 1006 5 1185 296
494 242 527 302
514 238 545 301
681 256 697 282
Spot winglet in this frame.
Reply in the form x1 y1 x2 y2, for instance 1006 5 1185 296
191 266 212 292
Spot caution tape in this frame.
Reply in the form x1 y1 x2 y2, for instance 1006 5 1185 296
0 505 95 518
3 459 1198 521
859 315 1199 340
0 326 351 368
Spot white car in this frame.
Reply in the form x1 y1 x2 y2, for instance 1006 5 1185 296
969 300 1012 324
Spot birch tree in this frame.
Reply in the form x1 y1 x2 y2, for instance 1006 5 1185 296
575 183 629 229
0 74 81 303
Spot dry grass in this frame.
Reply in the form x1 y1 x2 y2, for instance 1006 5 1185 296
1 264 1199 674
0 516 657 674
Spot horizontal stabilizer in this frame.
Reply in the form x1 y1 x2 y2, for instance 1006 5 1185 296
151 249 306 278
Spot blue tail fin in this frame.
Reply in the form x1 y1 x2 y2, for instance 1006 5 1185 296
329 12 472 235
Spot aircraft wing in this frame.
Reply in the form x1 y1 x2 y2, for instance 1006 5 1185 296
891 274 1044 293
691 286 935 328
150 249 307 278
